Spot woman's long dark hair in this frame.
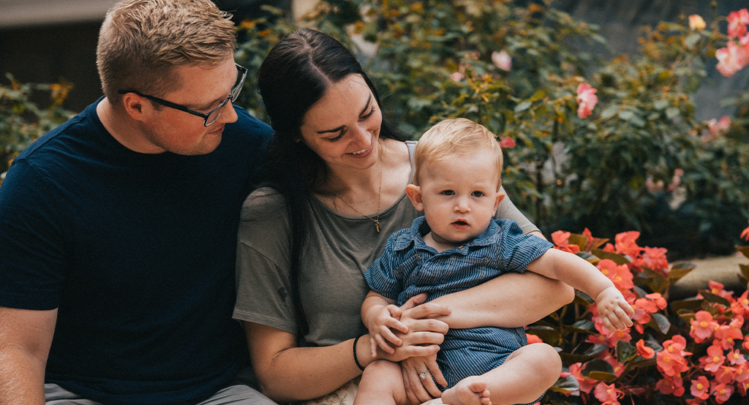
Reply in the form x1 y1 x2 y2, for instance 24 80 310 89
257 28 404 336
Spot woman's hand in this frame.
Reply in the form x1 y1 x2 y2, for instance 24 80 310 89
400 354 447 405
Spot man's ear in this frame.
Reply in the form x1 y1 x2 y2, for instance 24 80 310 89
494 192 505 211
120 92 148 122
405 184 424 211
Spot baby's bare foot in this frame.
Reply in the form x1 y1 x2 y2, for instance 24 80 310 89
441 377 491 405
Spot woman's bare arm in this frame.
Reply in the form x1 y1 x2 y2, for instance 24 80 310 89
427 271 574 329
245 320 446 402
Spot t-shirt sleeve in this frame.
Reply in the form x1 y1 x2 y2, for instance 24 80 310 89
0 160 67 310
363 234 403 301
495 219 554 274
233 188 298 335
495 186 539 235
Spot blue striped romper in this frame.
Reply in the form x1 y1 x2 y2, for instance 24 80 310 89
364 216 553 395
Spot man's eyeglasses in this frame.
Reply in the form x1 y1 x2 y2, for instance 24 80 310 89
118 64 248 127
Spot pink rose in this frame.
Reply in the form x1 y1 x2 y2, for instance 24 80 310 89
576 83 598 119
727 9 749 39
491 50 512 71
716 40 749 77
689 14 706 31
449 72 464 82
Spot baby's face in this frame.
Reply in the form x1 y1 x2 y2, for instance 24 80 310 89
416 150 502 247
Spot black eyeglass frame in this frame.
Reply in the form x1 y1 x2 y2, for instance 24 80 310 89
117 63 248 127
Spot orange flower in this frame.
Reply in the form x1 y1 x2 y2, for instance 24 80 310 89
715 323 743 350
526 334 543 344
690 376 710 400
636 339 655 359
741 221 749 241
656 374 685 396
638 246 669 272
569 363 597 394
715 365 737 384
658 335 692 377
735 363 749 382
689 14 706 31
551 230 580 253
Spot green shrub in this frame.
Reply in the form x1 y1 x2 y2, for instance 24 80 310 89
233 0 749 257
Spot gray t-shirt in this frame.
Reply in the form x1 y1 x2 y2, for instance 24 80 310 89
233 141 538 346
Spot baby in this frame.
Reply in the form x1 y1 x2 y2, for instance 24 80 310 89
357 118 634 405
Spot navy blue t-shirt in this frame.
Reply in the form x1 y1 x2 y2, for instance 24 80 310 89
0 98 273 404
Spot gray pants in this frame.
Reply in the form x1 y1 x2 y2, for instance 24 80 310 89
45 383 277 405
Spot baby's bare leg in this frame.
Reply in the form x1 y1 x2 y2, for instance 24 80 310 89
354 360 409 405
442 344 561 405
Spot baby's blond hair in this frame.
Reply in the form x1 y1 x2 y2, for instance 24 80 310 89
97 0 236 105
413 118 504 189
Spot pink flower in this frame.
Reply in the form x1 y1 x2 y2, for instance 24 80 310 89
691 311 719 342
689 14 706 31
702 344 726 373
691 376 711 400
491 50 512 71
727 9 749 39
656 374 685 396
614 231 641 258
594 382 623 405
499 137 516 148
569 363 597 394
716 40 749 78
551 230 580 253
711 382 734 404
741 220 749 241
576 83 598 119
708 116 731 136
449 72 464 82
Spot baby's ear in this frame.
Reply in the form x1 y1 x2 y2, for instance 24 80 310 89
405 184 424 211
494 192 505 211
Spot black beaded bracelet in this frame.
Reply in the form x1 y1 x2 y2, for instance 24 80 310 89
353 335 365 371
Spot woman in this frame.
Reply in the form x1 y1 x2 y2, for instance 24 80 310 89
233 28 573 404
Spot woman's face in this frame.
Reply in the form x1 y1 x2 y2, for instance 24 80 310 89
299 74 383 172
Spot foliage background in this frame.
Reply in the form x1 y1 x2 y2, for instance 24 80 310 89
233 0 749 260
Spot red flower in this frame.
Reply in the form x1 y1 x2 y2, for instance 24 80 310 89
636 339 655 359
716 365 738 384
602 243 615 252
499 137 516 148
741 221 749 241
709 280 735 299
594 382 623 405
691 311 718 343
526 334 543 344
691 376 710 400
569 363 597 394
728 349 747 366
603 354 625 377
576 83 598 119
715 323 743 350
638 246 669 273
551 230 580 253
656 374 685 396
614 231 641 258
711 382 734 404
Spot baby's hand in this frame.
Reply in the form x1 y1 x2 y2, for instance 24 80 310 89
594 286 635 332
366 305 409 357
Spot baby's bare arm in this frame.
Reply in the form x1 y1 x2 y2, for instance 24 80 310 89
528 249 634 331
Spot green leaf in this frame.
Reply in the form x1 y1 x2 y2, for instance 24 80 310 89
648 313 671 334
582 359 616 381
584 344 609 357
642 267 669 294
618 110 634 121
666 107 680 119
560 352 594 366
653 99 670 110
701 292 731 307
616 340 636 363
669 262 696 283
685 33 701 48
568 234 589 251
514 101 532 113
574 291 594 306
670 298 704 313
525 326 559 346
548 374 580 394
740 264 749 282
591 249 631 265
529 90 546 102
600 105 618 119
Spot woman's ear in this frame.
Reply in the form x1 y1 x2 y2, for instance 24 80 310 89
406 184 424 211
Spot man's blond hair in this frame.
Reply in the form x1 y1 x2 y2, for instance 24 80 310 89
413 118 504 189
97 0 236 105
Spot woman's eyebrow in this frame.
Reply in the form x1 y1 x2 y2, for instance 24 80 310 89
316 94 372 134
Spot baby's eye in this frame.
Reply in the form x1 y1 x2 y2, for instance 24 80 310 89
440 190 455 196
472 191 484 197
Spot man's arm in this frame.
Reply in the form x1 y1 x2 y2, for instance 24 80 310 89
0 307 57 404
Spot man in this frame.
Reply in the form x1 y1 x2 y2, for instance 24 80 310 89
0 1 275 404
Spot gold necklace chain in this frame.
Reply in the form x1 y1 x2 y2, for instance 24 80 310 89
336 143 383 233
